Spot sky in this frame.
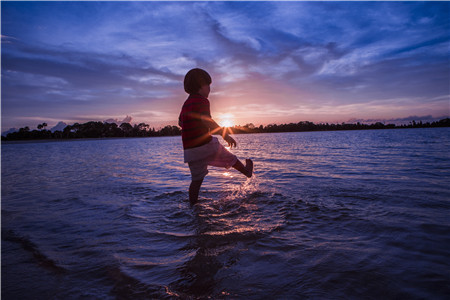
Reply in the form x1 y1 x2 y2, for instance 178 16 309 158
1 1 449 131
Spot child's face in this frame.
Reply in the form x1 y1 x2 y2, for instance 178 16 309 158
198 84 210 98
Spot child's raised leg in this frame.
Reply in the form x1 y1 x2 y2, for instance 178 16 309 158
232 159 253 178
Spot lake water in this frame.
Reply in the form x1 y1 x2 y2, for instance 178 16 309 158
2 128 450 299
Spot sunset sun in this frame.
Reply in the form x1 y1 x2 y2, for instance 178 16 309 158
221 119 234 128
218 113 235 128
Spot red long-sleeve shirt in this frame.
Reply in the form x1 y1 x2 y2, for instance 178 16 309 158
178 94 212 149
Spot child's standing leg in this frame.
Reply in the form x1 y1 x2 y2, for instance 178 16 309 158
188 160 208 205
188 159 252 205
189 179 203 205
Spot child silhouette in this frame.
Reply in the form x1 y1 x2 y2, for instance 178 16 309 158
179 68 253 205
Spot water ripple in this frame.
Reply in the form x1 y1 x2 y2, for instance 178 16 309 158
2 128 450 299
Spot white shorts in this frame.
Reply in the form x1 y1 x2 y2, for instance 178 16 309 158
185 137 238 181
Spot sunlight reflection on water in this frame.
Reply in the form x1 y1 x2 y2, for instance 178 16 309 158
222 171 233 178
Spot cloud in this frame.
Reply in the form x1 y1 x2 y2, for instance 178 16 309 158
1 127 19 136
50 121 67 132
1 39 184 128
104 115 133 125
1 1 449 129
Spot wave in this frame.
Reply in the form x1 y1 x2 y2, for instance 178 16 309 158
106 264 174 299
2 229 66 274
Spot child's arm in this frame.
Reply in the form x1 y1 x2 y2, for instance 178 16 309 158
223 132 237 148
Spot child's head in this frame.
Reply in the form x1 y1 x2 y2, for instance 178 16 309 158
184 68 212 95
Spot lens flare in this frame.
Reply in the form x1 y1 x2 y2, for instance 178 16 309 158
218 113 235 128
221 119 234 128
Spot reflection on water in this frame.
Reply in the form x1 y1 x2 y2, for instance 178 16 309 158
171 176 284 298
2 128 450 299
222 171 234 178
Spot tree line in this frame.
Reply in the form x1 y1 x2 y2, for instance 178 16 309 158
229 118 450 134
2 122 181 141
2 118 449 141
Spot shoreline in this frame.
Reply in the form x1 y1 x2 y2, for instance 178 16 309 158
2 126 448 145
3 118 448 142
1 136 156 145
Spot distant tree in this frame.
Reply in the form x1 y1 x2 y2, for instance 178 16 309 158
138 122 150 132
120 123 133 137
53 130 63 139
437 118 450 126
37 123 48 130
82 121 104 138
133 123 150 137
159 125 181 136
102 122 121 137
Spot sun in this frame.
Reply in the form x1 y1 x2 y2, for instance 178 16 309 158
221 119 234 128
218 113 235 128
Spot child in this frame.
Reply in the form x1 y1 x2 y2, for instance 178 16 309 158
179 68 253 205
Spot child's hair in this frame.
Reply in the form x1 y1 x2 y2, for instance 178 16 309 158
184 68 212 94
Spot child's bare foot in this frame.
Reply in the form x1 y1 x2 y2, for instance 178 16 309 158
245 159 253 178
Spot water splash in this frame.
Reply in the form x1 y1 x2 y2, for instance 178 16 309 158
223 169 260 203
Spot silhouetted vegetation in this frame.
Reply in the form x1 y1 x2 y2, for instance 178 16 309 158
2 118 449 141
2 122 180 141
229 118 450 134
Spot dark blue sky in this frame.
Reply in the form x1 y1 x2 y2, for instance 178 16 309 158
2 1 449 130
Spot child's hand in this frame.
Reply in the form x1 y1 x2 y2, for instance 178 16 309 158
224 135 237 148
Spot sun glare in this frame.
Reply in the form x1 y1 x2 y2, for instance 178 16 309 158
221 119 234 128
218 113 235 128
